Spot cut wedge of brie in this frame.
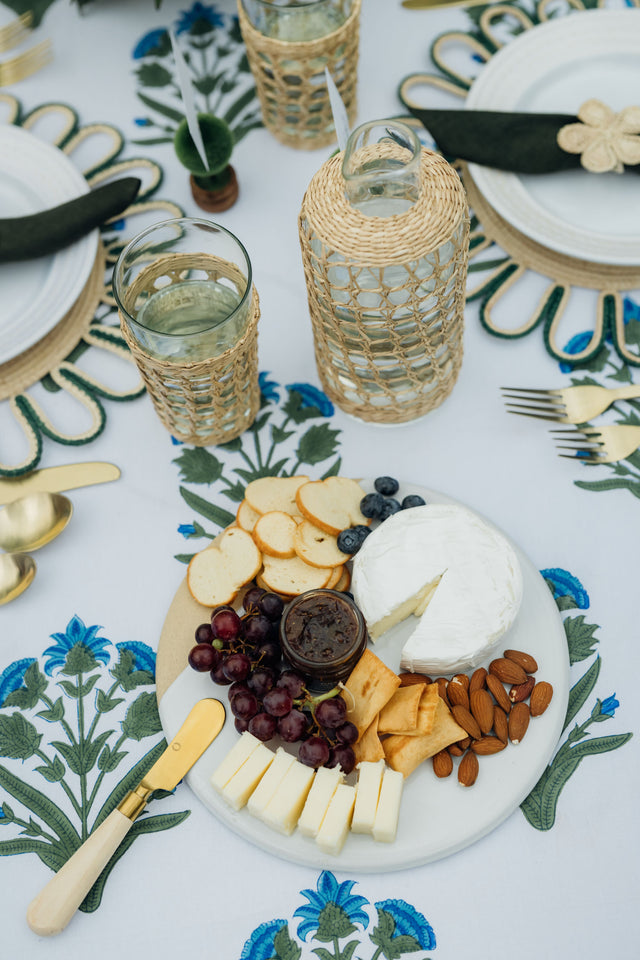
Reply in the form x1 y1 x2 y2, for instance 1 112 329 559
351 504 523 675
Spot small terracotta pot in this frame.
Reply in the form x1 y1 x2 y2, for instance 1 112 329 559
189 165 239 213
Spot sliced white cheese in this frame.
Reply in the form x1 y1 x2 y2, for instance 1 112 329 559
316 784 356 856
298 765 345 838
247 747 295 818
221 743 274 811
351 503 523 675
351 759 385 834
210 732 262 794
372 766 403 843
261 760 316 835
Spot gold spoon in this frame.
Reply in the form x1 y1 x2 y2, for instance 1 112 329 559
0 553 36 605
0 492 73 552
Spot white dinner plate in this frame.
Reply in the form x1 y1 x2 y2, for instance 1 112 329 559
465 9 640 266
158 483 569 872
0 125 98 365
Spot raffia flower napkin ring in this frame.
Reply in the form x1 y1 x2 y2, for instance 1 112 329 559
557 99 640 175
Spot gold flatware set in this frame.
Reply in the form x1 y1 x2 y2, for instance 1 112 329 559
502 384 640 464
0 462 120 605
0 12 52 86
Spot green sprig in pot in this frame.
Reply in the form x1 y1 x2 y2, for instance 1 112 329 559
174 114 238 213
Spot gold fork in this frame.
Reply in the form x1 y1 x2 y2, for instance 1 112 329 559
0 39 52 86
551 424 640 464
502 383 640 424
0 12 32 53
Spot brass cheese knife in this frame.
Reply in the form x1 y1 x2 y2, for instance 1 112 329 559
27 698 226 937
0 462 120 505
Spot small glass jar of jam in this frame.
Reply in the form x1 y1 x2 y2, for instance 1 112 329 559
280 589 368 688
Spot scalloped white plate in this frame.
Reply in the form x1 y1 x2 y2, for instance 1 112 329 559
466 9 640 265
157 483 569 872
0 125 98 364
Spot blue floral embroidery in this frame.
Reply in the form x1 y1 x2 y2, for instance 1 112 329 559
178 523 197 538
597 694 619 718
559 331 598 372
623 296 640 323
175 2 225 34
132 28 169 59
240 919 287 960
294 871 369 941
259 371 280 404
374 899 436 950
42 615 111 676
540 568 589 609
286 382 334 417
0 658 37 709
114 642 156 675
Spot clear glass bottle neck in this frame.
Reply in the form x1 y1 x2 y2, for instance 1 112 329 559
342 120 422 217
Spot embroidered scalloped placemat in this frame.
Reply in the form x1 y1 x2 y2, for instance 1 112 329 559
0 95 183 478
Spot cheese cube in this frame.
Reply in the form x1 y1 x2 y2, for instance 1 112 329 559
316 784 356 856
372 766 403 843
351 759 385 834
261 760 316 835
298 765 344 838
221 743 274 811
210 732 262 794
247 747 295 818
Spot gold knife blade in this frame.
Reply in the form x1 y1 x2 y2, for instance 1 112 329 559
0 462 121 504
119 697 226 818
402 0 492 9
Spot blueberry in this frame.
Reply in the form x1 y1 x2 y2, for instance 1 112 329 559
374 476 399 496
402 494 426 509
379 497 401 520
360 492 386 519
337 529 362 554
351 525 371 543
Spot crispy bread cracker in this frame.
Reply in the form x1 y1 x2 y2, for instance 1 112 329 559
352 717 385 764
382 698 467 777
377 683 424 735
341 649 401 738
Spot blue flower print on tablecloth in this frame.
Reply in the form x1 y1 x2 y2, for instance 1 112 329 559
0 615 189 913
175 1 225 33
172 375 341 562
241 872 436 960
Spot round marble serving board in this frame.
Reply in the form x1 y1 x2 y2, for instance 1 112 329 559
155 483 570 872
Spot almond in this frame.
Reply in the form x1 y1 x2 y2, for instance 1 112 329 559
451 704 482 741
508 702 530 744
504 649 538 674
453 673 470 691
486 674 512 713
435 677 451 708
399 672 432 687
458 749 479 787
493 705 509 744
448 742 464 757
530 680 554 717
469 667 487 693
489 657 528 686
509 676 535 703
471 736 506 755
470 688 494 734
458 736 472 750
447 679 470 712
432 749 453 778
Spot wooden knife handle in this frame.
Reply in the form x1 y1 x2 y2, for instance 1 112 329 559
27 809 133 937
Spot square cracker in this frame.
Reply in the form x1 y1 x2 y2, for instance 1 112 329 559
406 683 441 737
341 649 401 739
383 698 467 778
353 716 385 764
377 684 424 735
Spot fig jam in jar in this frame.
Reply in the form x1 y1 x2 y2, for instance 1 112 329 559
280 589 367 688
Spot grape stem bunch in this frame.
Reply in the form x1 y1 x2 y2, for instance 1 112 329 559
187 585 358 774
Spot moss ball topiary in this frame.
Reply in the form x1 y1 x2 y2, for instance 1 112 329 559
174 114 234 190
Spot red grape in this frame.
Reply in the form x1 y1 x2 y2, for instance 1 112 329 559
258 592 284 622
327 744 356 775
211 608 242 641
229 681 251 701
195 623 214 644
299 736 330 769
278 709 309 743
248 668 275 698
242 614 272 645
222 652 251 682
188 643 217 672
234 716 250 734
277 670 306 699
243 586 265 613
315 697 347 729
231 691 259 721
263 687 293 717
210 661 233 685
248 712 277 741
335 721 358 745
257 641 281 667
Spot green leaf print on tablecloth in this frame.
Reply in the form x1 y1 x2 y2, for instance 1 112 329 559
173 376 340 563
0 617 188 913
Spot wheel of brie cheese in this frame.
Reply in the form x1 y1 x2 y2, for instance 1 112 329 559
351 504 523 675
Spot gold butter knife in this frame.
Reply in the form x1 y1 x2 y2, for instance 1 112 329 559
402 0 494 9
27 698 226 937
0 462 120 504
